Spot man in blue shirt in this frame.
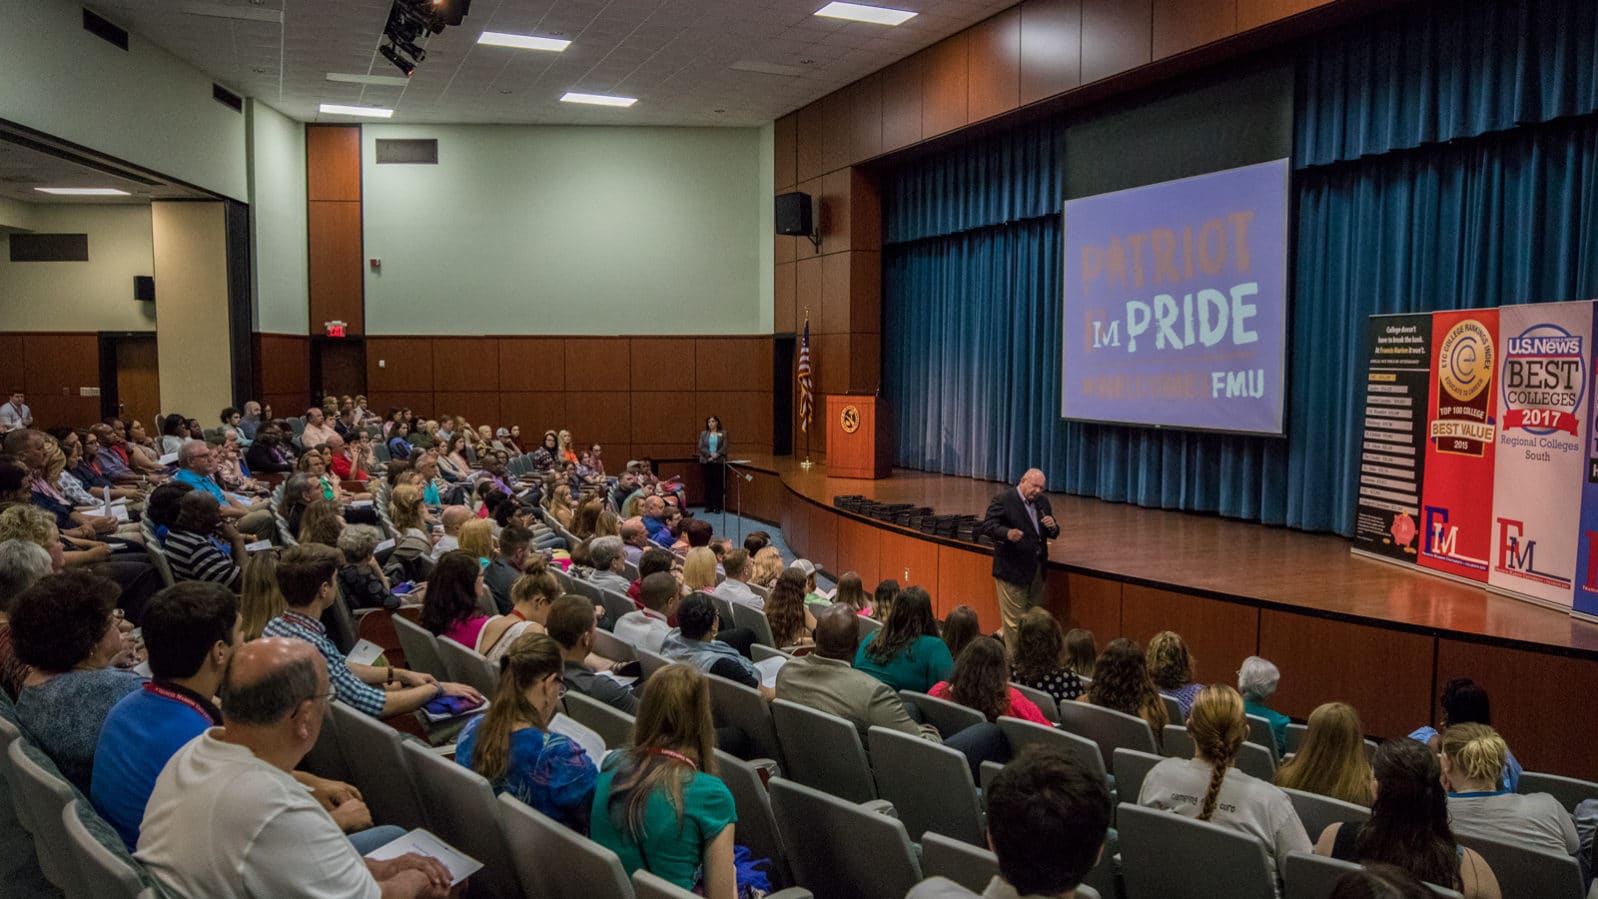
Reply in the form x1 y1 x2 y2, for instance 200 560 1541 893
640 494 673 546
172 441 275 539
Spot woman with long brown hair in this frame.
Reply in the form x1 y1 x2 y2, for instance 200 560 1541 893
931 636 1050 724
853 585 951 693
765 568 816 649
831 571 872 615
590 664 738 899
1010 607 1084 706
1139 684 1310 879
1274 702 1375 806
1086 638 1168 736
1064 628 1097 679
455 632 597 832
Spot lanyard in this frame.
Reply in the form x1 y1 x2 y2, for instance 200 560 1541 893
144 681 217 724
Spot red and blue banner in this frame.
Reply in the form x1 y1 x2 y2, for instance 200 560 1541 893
1417 309 1499 583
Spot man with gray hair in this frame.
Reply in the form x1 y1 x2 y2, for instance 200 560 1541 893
173 440 274 539
1237 655 1289 757
0 538 52 695
136 638 452 898
981 468 1059 647
586 535 633 594
619 517 651 565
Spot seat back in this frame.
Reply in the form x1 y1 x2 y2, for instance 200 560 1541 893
599 589 638 626
770 699 876 803
1282 850 1362 899
858 616 883 637
297 697 351 783
1161 693 1184 729
730 602 776 647
750 644 792 664
1245 714 1278 760
1056 701 1158 774
400 740 521 898
708 593 735 627
1455 831 1585 899
568 578 603 606
1285 722 1308 755
631 870 696 899
8 740 81 895
997 716 1108 784
60 800 147 899
142 541 176 588
920 831 1000 894
714 749 792 888
1010 681 1059 721
1280 788 1369 846
867 726 984 845
437 636 499 696
1117 803 1276 899
592 629 637 662
1111 748 1165 806
706 674 783 765
1517 770 1598 813
637 647 672 682
898 690 985 738
328 701 429 830
768 777 921 899
563 692 636 750
497 794 634 899
392 614 449 680
1162 724 1275 779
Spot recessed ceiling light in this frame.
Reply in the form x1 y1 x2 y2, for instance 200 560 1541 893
560 92 637 108
814 1 917 25
318 103 394 118
34 188 131 196
478 31 571 52
327 72 412 87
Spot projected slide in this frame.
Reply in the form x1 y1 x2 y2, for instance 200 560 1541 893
1060 158 1290 435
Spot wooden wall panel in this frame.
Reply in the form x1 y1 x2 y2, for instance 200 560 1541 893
845 331 881 394
1237 0 1327 30
1081 0 1153 83
922 34 970 138
630 391 696 447
366 338 434 392
1020 0 1083 104
833 516 883 587
815 334 850 396
256 333 311 401
1259 611 1434 740
938 544 999 627
499 392 566 438
364 390 433 420
431 337 498 392
1436 639 1598 778
498 337 566 391
968 7 1022 122
847 74 883 162
848 169 882 253
565 339 630 391
795 102 826 184
307 201 364 334
774 262 798 335
1153 0 1238 58
773 114 798 191
796 178 823 261
820 169 852 253
693 391 773 453
803 502 838 573
740 470 785 524
820 91 853 175
13 333 100 428
820 253 853 336
1063 573 1123 641
316 340 365 398
795 258 823 330
629 338 686 391
848 253 881 335
563 390 631 450
432 391 500 431
694 338 774 393
0 335 25 400
881 53 925 152
879 528 940 593
1120 585 1258 687
305 126 361 202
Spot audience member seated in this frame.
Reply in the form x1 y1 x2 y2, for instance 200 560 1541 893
1410 677 1521 791
298 498 345 547
853 585 952 694
870 577 899 624
907 746 1111 899
91 582 239 849
1065 628 1097 679
5 430 118 538
156 414 190 456
478 560 566 663
1139 684 1311 879
628 547 678 606
456 632 598 833
337 525 401 611
777 603 938 741
11 570 144 791
0 538 53 696
615 572 680 654
941 605 981 660
299 406 338 450
682 546 717 593
1086 638 1169 738
421 550 493 649
1441 724 1581 873
660 593 769 698
458 518 494 562
710 549 761 610
135 637 451 898
1010 607 1086 706
544 483 576 530
245 422 295 474
239 550 284 641
484 524 534 614
749 546 784 591
430 505 471 559
933 636 1050 725
1315 738 1500 899
547 594 639 714
279 471 318 537
386 485 436 582
437 434 472 482
325 432 372 483
590 664 740 897
1239 655 1290 758
1147 629 1203 718
830 571 872 616
263 544 481 719
165 490 245 589
385 420 414 461
640 495 673 546
618 517 651 563
767 568 817 650
1273 702 1375 806
174 441 276 539
586 535 635 594
531 430 559 472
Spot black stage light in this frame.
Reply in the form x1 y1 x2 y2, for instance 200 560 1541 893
379 42 415 77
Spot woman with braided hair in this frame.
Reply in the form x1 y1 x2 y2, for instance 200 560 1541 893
1138 684 1310 881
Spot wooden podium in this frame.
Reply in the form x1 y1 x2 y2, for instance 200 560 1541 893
824 394 893 479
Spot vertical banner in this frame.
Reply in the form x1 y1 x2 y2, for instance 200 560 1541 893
1488 300 1592 609
1418 309 1500 582
1352 314 1431 563
1572 303 1598 620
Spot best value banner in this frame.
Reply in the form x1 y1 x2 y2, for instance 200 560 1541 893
1418 309 1499 583
1573 303 1598 620
1352 314 1431 563
1487 300 1593 608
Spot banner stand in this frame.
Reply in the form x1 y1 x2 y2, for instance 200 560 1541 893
1350 548 1500 591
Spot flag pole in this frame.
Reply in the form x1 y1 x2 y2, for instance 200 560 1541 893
799 309 814 470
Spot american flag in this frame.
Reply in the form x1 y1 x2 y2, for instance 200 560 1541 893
797 315 813 433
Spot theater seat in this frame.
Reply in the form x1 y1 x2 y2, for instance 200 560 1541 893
1117 803 1276 899
498 794 632 899
868 726 984 845
768 777 921 899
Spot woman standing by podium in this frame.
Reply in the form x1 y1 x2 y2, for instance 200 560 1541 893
697 416 727 513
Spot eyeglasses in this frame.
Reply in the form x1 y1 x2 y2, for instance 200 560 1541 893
548 674 568 696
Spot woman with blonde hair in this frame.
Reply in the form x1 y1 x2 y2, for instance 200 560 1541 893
590 664 739 898
749 546 784 590
681 547 718 594
1011 607 1084 706
1147 630 1202 716
1440 724 1578 863
296 498 344 548
478 560 563 663
593 510 620 539
557 429 578 464
1139 684 1310 878
1086 638 1168 737
386 484 436 580
238 550 285 641
455 632 597 832
544 482 576 529
1274 702 1375 806
458 518 495 561
1064 627 1097 679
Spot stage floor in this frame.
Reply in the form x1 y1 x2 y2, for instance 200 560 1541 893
736 453 1598 656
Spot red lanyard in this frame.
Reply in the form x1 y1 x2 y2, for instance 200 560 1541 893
644 747 698 770
509 609 529 622
144 682 216 723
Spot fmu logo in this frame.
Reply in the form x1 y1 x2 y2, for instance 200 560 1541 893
1501 324 1585 436
1494 517 1573 589
1420 505 1487 571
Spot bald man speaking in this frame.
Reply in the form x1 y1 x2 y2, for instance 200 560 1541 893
982 469 1059 645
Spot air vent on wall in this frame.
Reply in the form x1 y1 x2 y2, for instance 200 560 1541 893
375 139 439 165
213 84 243 112
10 233 90 263
82 8 129 50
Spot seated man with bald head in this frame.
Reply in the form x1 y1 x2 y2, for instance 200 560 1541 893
776 603 938 744
137 638 452 899
429 505 473 560
619 517 651 565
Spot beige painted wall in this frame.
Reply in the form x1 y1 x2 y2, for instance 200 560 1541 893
152 201 232 416
0 204 156 331
248 100 309 334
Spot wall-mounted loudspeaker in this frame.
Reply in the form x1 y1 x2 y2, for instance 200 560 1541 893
775 191 813 237
134 275 155 302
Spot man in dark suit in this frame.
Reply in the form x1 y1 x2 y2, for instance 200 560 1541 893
981 468 1059 646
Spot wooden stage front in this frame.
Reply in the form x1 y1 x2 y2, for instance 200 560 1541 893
687 453 1598 778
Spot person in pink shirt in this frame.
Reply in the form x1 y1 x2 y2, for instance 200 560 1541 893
421 551 494 651
930 636 1050 726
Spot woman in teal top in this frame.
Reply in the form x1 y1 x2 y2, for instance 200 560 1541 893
852 586 954 693
590 664 739 899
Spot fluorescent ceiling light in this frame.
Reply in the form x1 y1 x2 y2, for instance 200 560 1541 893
814 1 917 25
560 92 637 108
478 31 571 52
327 72 412 87
318 103 394 118
730 60 809 77
177 2 283 23
34 187 131 196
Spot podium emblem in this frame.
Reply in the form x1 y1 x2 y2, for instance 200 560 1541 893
840 404 861 434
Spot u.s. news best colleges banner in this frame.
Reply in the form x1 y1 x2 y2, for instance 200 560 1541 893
1576 300 1598 620
1061 159 1290 435
1352 314 1431 563
1487 300 1593 609
1417 309 1499 583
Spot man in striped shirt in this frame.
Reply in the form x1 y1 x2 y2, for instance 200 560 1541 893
163 491 244 590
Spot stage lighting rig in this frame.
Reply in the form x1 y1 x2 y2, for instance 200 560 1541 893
379 0 471 76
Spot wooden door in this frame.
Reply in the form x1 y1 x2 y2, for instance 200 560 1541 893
114 337 161 426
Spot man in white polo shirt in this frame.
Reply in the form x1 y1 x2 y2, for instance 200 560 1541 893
136 637 451 899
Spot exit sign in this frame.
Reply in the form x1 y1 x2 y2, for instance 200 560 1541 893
325 321 347 338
